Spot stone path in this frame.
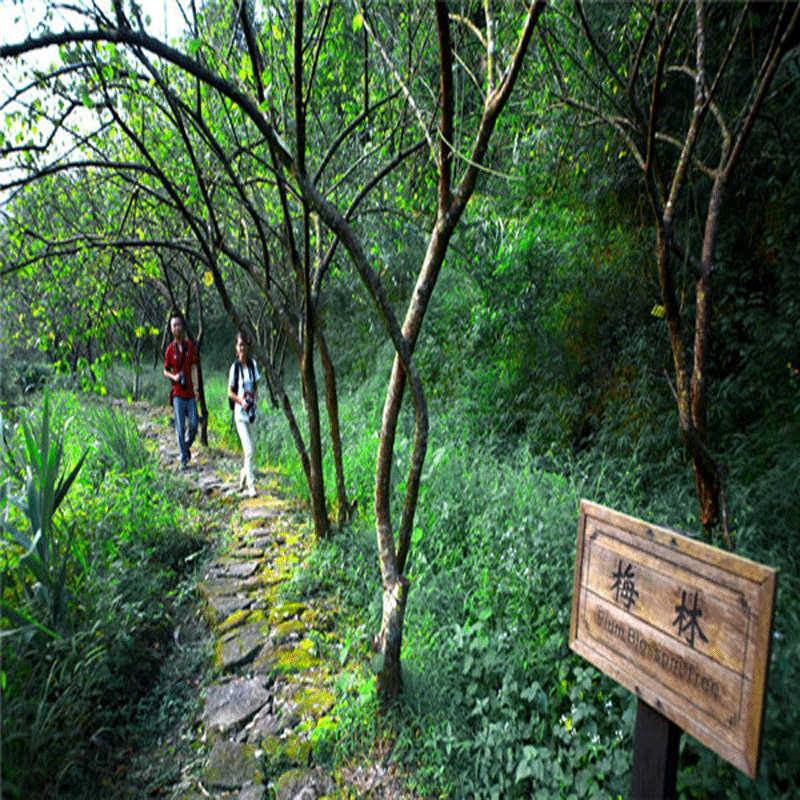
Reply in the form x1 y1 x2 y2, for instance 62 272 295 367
132 402 414 800
190 493 340 800
133 405 336 800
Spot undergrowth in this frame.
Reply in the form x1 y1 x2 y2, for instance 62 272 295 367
1 391 211 799
275 383 800 799
4 356 798 799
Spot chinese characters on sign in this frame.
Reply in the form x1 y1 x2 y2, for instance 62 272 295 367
673 590 708 649
609 563 709 651
610 560 639 610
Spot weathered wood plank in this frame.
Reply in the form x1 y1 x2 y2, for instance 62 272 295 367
570 500 777 779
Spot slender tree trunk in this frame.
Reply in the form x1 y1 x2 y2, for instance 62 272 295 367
368 0 544 709
318 329 351 527
192 275 210 447
300 256 329 539
194 357 209 447
657 218 719 531
376 575 409 710
688 173 726 531
301 342 330 539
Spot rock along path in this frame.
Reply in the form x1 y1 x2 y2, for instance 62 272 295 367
133 402 410 800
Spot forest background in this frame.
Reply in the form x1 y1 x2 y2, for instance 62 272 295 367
1 1 800 798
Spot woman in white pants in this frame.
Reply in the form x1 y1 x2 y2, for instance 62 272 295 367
227 332 260 497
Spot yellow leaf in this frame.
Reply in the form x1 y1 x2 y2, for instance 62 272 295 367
204 270 213 287
651 304 666 318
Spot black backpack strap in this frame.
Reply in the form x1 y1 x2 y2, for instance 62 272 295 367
229 361 241 411
176 341 187 372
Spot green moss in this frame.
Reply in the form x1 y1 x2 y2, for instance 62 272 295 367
259 644 322 673
297 637 315 652
260 734 312 766
260 553 301 586
269 601 308 625
294 686 335 718
281 734 313 765
274 618 306 641
240 518 265 535
218 608 252 634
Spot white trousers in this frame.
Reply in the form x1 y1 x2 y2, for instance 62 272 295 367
235 416 255 490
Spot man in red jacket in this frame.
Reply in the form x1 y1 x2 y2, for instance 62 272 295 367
163 313 199 469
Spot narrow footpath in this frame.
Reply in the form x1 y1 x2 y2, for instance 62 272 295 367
134 404 410 800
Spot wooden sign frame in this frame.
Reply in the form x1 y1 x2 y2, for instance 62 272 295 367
570 500 777 780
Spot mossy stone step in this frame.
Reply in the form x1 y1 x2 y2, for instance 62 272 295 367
202 739 262 791
215 619 273 671
202 677 271 737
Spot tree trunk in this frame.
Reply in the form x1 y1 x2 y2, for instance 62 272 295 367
657 219 721 533
318 329 351 527
376 576 409 711
194 357 209 447
301 323 330 541
367 0 544 709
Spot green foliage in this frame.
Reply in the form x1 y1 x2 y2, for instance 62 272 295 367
88 403 150 479
418 189 666 462
1 391 208 798
269 365 799 798
387 440 634 798
1 391 87 638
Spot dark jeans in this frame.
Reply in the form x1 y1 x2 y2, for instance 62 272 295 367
173 396 198 466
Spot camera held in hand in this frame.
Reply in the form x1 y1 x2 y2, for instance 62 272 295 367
245 396 256 423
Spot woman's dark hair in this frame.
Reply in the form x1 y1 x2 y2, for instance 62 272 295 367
236 331 250 346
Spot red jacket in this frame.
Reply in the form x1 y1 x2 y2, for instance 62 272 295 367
164 339 198 400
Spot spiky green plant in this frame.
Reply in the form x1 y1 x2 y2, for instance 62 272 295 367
1 391 87 638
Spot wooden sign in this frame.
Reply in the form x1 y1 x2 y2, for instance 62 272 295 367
570 500 777 780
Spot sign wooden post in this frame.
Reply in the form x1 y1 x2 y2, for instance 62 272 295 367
630 698 680 800
570 500 777 788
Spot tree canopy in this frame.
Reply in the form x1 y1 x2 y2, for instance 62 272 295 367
3 0 800 713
